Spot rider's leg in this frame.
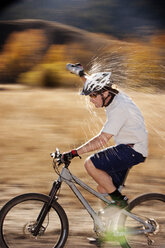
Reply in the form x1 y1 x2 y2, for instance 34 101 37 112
84 157 116 193
84 157 128 208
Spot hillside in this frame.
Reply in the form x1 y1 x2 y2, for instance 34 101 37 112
0 19 164 91
0 19 95 50
0 19 124 85
0 19 108 84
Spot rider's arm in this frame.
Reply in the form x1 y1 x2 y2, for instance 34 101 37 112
80 75 87 84
80 74 88 84
77 132 112 155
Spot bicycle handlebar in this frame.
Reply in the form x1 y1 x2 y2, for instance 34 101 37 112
50 148 60 159
50 148 71 167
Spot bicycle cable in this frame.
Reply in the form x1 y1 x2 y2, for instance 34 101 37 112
53 159 77 184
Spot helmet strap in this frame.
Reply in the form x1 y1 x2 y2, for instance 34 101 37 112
101 92 115 107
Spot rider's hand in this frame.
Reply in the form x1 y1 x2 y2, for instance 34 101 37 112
62 150 81 163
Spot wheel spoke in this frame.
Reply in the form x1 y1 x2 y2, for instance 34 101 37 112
118 193 165 248
0 194 68 248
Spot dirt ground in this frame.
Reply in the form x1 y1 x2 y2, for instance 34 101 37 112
0 84 165 247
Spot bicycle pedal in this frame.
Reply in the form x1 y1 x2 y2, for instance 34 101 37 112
87 237 102 247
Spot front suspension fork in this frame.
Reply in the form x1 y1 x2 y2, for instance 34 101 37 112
32 181 61 236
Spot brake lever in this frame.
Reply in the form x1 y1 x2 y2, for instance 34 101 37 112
55 148 60 157
51 148 71 167
50 152 56 158
50 148 61 158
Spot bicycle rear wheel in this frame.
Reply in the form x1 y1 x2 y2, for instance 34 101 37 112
0 193 69 248
118 193 165 248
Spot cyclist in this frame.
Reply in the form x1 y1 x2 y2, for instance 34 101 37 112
62 63 148 209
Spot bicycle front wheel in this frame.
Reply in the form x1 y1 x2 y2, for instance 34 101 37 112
118 193 165 248
0 193 69 248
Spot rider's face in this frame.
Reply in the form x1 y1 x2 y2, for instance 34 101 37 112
89 91 110 108
89 93 103 108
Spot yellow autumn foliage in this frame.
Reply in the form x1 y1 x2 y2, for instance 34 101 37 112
0 28 164 91
0 29 47 82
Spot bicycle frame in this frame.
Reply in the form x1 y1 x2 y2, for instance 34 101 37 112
54 166 154 235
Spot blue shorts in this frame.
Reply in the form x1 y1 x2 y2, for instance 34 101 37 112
90 144 146 188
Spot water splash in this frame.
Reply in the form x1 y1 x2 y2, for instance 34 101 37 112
87 42 165 93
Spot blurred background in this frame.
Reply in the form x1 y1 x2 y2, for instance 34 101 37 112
0 1 165 247
0 0 165 89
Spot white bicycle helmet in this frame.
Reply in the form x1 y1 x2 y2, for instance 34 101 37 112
81 72 113 95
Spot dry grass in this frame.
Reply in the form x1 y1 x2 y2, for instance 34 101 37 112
0 84 165 247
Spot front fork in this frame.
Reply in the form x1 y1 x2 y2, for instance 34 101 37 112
32 180 61 236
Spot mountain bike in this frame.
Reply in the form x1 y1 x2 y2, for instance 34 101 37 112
0 148 165 248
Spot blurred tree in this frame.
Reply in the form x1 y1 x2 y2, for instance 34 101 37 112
0 29 47 83
125 37 165 90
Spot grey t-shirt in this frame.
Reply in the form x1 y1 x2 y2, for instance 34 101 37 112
102 92 148 157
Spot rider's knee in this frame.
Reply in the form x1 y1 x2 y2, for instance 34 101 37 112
97 185 102 192
84 158 94 174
